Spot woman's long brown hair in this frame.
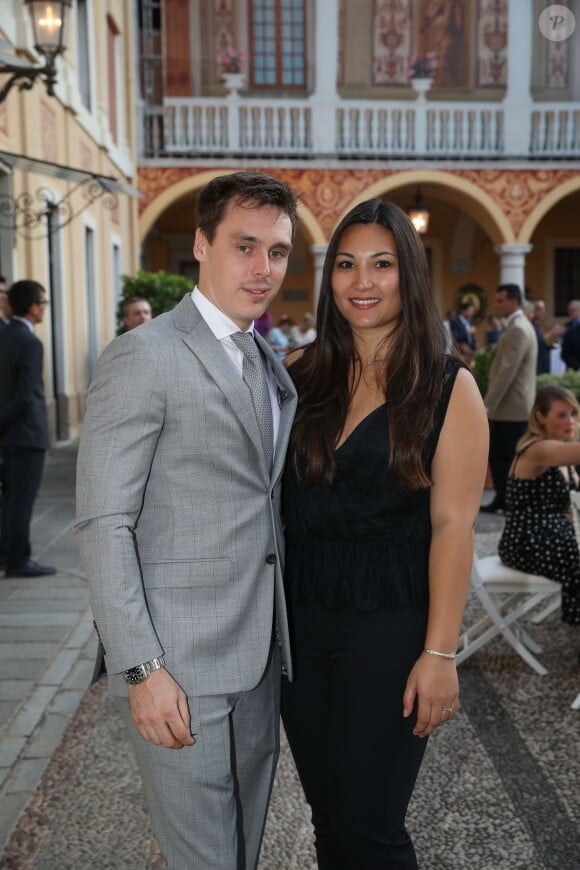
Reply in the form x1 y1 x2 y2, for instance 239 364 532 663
289 198 448 490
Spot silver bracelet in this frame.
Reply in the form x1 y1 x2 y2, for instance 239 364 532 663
424 647 457 660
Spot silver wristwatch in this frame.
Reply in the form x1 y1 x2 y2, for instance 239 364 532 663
124 655 166 685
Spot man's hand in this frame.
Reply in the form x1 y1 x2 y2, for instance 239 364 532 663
128 668 195 749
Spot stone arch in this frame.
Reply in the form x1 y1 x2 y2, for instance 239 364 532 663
138 169 325 246
342 169 515 245
518 176 580 244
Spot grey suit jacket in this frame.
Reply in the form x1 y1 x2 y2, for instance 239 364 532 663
75 294 297 697
485 311 537 421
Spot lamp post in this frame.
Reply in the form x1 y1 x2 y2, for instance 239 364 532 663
0 1 71 103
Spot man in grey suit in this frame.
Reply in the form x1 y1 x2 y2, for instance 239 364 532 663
75 172 298 868
481 283 537 513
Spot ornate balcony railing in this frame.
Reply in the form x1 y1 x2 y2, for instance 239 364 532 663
141 93 580 161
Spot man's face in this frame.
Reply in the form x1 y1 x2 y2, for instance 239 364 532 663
31 293 49 325
0 282 7 318
123 301 152 330
493 291 517 319
194 201 293 330
463 305 475 322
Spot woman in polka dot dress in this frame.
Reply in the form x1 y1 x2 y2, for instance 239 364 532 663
498 385 580 625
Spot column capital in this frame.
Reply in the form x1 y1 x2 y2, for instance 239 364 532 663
493 244 533 256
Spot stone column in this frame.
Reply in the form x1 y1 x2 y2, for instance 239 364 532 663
494 244 533 291
310 243 328 310
503 2 533 154
310 0 339 152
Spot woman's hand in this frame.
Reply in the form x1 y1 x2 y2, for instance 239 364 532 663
402 651 459 737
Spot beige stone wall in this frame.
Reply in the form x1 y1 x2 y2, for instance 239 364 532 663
0 1 140 441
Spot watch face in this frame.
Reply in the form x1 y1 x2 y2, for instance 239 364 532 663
125 666 146 684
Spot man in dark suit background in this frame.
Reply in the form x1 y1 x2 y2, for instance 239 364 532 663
0 275 8 569
0 280 55 577
0 275 9 327
450 301 477 364
561 299 580 370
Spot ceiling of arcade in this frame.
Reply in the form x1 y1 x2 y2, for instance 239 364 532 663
138 166 579 246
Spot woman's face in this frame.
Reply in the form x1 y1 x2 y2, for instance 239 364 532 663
536 399 579 441
331 223 401 338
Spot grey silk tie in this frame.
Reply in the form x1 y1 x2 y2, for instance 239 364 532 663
231 331 274 471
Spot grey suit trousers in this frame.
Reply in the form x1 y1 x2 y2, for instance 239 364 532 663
116 643 281 870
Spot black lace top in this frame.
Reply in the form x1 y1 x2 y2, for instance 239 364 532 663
283 356 463 610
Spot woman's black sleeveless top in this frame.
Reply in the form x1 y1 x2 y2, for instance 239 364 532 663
282 356 463 610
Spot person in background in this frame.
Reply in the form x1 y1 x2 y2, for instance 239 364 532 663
281 199 488 868
0 276 9 327
122 296 152 331
481 284 537 514
289 312 317 348
0 281 55 577
267 314 294 359
75 171 298 870
254 307 273 338
0 275 7 570
449 301 477 364
484 314 502 350
560 299 580 371
529 299 564 375
498 385 580 626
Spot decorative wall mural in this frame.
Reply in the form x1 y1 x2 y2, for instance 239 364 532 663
547 32 569 88
372 0 413 86
215 0 235 79
419 0 466 87
138 166 578 243
477 0 507 87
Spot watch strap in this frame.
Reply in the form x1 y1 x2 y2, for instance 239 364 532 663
124 655 166 685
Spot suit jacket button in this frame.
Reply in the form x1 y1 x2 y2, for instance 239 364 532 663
265 553 277 565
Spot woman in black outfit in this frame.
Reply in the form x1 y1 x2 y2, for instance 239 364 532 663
281 199 488 869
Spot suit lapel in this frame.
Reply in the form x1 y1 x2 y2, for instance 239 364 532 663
173 296 267 472
172 295 297 484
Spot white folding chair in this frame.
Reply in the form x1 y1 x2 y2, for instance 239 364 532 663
457 555 561 676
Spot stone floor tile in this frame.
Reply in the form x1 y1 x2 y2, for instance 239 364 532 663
0 793 29 846
0 613 76 627
0 643 56 659
21 713 69 760
2 660 47 681
38 649 79 687
6 686 58 738
0 736 27 768
4 757 48 793
0 627 65 642
47 689 84 716
0 681 34 701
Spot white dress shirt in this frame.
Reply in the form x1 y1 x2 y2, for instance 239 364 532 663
191 288 281 446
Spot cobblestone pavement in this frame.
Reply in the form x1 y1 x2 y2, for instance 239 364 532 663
0 445 578 869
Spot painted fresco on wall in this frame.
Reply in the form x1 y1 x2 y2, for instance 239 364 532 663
372 0 487 90
372 0 413 86
547 34 570 88
215 0 235 78
419 0 466 87
476 0 507 87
